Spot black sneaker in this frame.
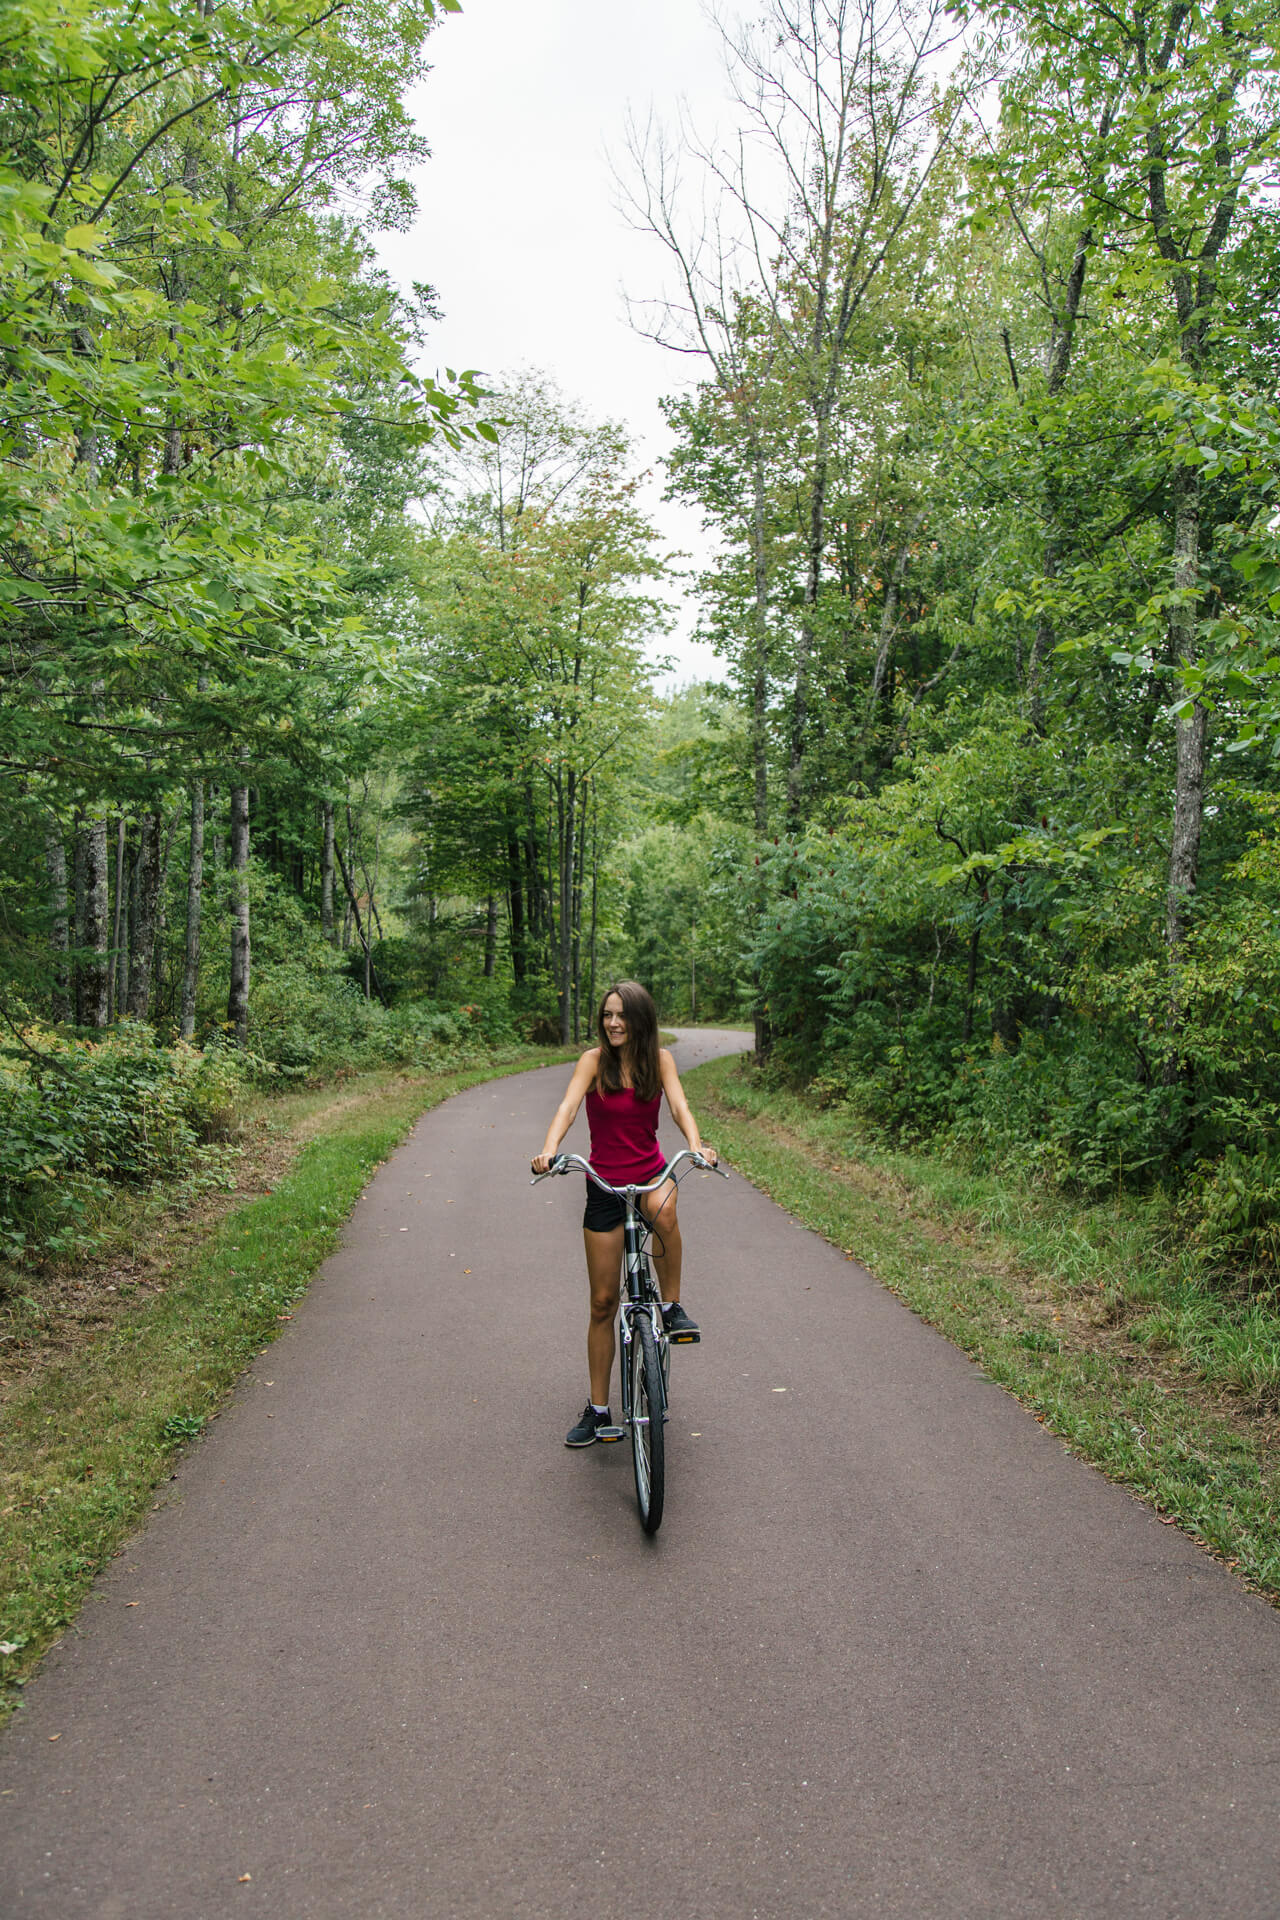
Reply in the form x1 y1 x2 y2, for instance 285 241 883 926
565 1404 623 1447
662 1303 700 1344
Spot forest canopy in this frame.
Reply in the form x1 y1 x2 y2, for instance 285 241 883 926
4 0 1280 1275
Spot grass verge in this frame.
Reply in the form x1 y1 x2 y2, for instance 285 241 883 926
0 1048 568 1718
688 1055 1280 1602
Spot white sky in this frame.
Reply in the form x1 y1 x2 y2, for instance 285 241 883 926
375 0 742 685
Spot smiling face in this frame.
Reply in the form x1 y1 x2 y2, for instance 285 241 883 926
595 981 660 1097
601 993 628 1050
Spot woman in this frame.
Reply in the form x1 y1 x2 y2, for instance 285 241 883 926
531 980 718 1447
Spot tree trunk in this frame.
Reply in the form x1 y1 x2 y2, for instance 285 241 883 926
1163 460 1207 1067
181 779 205 1039
507 832 526 984
73 816 87 1021
321 800 336 944
522 784 542 965
542 779 558 994
483 894 498 979
210 786 224 890
865 513 922 773
557 768 576 1044
750 446 770 834
45 822 70 1021
962 921 981 1045
587 790 599 1028
788 414 831 827
571 792 587 1041
690 912 697 1024
1026 203 1097 731
111 815 127 1020
746 443 775 1062
227 781 251 1045
333 834 381 1001
126 811 160 1019
342 805 356 951
153 806 179 1019
75 814 110 1028
345 804 373 997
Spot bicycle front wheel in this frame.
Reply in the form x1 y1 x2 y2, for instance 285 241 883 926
630 1313 666 1534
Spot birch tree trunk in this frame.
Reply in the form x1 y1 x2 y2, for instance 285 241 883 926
126 811 160 1019
1163 461 1208 1000
111 816 127 1020
227 780 251 1045
75 814 110 1028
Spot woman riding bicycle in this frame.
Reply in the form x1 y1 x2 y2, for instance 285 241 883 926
531 980 718 1447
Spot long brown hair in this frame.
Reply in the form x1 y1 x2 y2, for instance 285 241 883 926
596 980 660 1101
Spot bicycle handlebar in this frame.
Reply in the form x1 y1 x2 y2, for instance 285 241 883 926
530 1147 727 1191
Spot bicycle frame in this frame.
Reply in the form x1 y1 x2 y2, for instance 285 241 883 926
533 1148 720 1426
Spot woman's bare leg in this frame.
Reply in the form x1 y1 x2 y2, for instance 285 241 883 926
584 1226 623 1406
641 1178 682 1303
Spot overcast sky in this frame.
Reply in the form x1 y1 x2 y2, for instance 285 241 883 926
375 0 743 684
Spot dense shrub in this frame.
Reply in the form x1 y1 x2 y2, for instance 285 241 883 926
1181 1149 1280 1275
0 1026 247 1262
242 959 524 1079
749 722 1280 1265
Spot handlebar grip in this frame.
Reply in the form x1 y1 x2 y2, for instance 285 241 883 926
530 1153 569 1185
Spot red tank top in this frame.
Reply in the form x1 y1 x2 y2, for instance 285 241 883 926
586 1084 665 1182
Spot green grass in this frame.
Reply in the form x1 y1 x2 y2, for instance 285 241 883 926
689 1056 1280 1601
0 1048 568 1716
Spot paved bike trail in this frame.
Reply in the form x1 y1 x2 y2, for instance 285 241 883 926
3 1028 1279 1918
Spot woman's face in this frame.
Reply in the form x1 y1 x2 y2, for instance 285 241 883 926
602 994 628 1048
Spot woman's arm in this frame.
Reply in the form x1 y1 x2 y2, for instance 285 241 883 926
531 1050 599 1173
658 1049 717 1165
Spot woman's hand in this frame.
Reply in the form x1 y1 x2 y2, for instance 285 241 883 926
697 1145 719 1168
531 1151 556 1176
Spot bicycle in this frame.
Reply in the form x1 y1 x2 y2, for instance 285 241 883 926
532 1147 727 1535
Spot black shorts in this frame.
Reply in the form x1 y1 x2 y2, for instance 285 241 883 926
583 1166 668 1234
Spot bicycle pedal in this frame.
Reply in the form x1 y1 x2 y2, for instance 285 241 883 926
668 1331 700 1344
597 1425 625 1443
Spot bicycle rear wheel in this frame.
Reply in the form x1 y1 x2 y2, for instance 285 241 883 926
629 1314 665 1535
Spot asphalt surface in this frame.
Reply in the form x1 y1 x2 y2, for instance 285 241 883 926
3 1027 1279 1918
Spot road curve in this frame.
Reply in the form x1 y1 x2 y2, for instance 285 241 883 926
2 1027 1279 1918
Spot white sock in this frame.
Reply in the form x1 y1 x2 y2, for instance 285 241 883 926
591 1402 609 1417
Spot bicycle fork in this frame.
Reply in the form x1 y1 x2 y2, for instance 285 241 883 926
618 1215 669 1428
